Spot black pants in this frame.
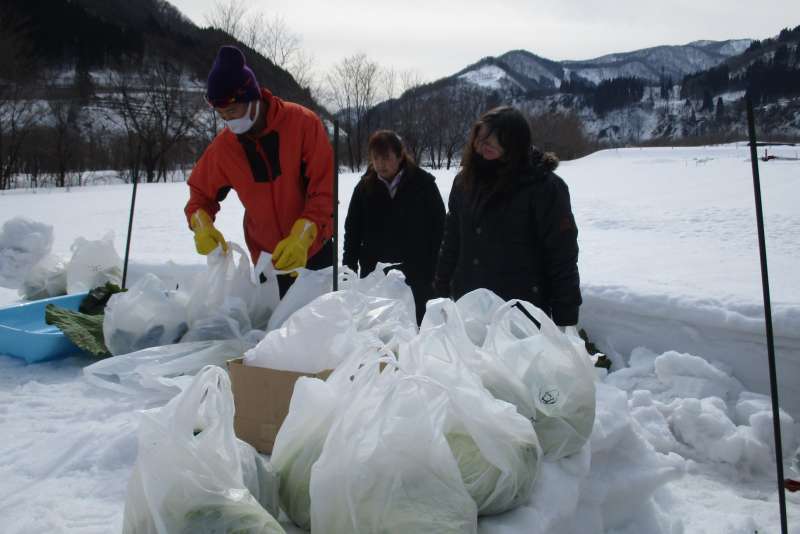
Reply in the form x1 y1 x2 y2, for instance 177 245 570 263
372 264 432 326
275 239 334 298
408 281 434 326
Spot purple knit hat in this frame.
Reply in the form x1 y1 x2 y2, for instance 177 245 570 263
206 46 261 107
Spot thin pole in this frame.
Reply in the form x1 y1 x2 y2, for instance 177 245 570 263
332 120 340 291
746 96 787 534
121 173 139 289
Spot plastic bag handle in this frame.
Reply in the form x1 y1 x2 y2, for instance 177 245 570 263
511 301 542 330
172 366 235 439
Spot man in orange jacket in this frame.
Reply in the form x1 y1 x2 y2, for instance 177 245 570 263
185 45 334 296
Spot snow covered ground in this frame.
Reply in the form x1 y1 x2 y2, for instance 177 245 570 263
0 144 799 532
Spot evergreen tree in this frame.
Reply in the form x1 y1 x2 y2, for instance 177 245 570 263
660 75 673 100
702 90 713 112
715 97 725 121
773 44 790 68
746 40 762 53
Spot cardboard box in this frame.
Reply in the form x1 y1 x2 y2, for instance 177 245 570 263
227 357 331 454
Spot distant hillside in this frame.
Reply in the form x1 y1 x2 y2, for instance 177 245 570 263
3 0 321 111
0 0 333 189
449 39 752 95
562 39 752 84
361 27 799 158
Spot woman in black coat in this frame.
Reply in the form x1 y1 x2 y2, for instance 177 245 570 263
343 130 446 324
434 107 582 327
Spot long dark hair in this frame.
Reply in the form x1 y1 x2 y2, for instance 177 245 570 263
363 129 415 183
461 106 539 191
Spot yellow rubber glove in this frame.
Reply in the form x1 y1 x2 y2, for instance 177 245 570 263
190 209 228 255
272 218 318 272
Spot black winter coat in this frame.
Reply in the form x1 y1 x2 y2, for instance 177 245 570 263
343 163 446 323
434 153 582 326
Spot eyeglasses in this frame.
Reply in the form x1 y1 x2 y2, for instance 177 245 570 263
475 134 503 153
205 94 238 109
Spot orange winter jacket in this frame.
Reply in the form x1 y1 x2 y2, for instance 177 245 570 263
185 89 333 264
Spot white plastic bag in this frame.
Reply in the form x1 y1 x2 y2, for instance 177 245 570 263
66 232 122 293
271 349 387 529
342 264 417 322
84 339 255 399
455 288 506 347
103 273 189 356
484 300 597 459
187 243 278 334
247 291 361 373
237 440 280 519
420 298 489 372
121 366 284 534
266 266 335 331
0 217 54 286
181 299 260 343
18 253 67 300
310 368 478 534
245 290 416 373
401 328 542 515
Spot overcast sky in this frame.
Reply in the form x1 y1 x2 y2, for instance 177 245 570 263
169 0 799 83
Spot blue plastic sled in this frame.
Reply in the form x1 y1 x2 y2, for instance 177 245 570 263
0 292 89 364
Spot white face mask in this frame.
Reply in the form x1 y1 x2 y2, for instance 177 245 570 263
225 100 259 134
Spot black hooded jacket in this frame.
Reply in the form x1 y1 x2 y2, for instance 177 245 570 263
434 150 582 325
343 163 445 322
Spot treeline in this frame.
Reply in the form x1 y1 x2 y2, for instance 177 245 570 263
0 0 323 190
561 76 646 115
0 59 210 190
4 0 321 109
682 25 800 103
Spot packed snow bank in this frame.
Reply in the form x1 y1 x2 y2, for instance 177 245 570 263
581 285 800 418
608 348 798 471
559 144 800 418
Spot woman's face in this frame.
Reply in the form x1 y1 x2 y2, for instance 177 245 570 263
372 150 402 179
473 124 504 161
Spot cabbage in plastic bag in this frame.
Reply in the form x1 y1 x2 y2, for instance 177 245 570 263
276 431 325 530
180 500 285 534
446 432 540 515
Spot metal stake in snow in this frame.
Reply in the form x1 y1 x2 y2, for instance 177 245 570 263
121 173 138 289
746 96 788 534
332 120 340 291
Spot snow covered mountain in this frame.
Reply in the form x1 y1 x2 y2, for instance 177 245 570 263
379 31 799 149
455 39 752 92
493 51 565 90
562 39 753 84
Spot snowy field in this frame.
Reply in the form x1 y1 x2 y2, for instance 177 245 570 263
0 144 799 532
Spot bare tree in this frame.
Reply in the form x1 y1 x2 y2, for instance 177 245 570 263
207 3 318 98
443 86 485 169
379 67 398 126
108 60 200 183
527 109 593 160
0 8 37 190
290 48 317 90
204 0 248 38
261 14 301 69
47 94 81 188
326 54 380 171
396 70 426 163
